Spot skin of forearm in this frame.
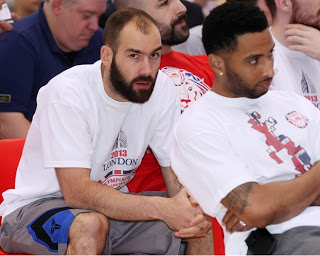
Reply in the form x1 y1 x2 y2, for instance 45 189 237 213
57 168 168 221
0 112 30 139
222 162 320 228
161 166 183 197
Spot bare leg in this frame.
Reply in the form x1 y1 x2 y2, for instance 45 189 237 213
185 229 214 255
67 212 109 254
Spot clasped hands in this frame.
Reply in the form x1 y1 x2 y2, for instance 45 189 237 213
171 188 212 239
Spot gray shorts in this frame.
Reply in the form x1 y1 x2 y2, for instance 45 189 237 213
247 226 320 255
0 192 181 255
271 226 320 255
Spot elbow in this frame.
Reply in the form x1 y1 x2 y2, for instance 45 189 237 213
61 189 82 208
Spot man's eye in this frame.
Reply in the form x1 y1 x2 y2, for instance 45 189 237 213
160 0 169 6
151 53 160 58
82 13 91 20
249 59 258 65
130 54 138 59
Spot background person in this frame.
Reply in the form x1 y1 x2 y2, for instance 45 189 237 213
270 0 320 109
0 0 106 139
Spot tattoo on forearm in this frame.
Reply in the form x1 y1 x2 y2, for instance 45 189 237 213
174 177 184 192
225 182 253 214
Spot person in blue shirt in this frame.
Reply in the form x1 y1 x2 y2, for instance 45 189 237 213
0 0 106 139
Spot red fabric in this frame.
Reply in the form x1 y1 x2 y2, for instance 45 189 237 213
127 51 215 193
0 138 26 255
160 50 215 87
126 152 166 193
212 218 225 255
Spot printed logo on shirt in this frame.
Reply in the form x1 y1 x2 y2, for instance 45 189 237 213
300 70 320 109
285 111 308 128
98 130 138 189
161 66 210 113
247 111 312 174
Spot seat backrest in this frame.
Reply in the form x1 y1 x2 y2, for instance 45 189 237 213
0 138 26 203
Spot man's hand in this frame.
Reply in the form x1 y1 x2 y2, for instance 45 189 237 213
222 209 253 233
0 0 18 34
175 213 212 238
160 188 205 234
174 196 211 238
285 24 320 61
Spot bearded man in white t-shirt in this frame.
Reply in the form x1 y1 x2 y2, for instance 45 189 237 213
171 2 320 255
270 0 320 109
0 8 211 255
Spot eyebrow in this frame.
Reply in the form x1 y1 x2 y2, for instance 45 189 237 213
126 46 162 54
244 43 275 60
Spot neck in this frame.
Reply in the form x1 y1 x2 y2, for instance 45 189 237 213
210 76 228 97
271 15 291 47
161 44 172 55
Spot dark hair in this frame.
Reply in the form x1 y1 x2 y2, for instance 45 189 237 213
103 8 157 53
202 2 268 55
265 0 276 18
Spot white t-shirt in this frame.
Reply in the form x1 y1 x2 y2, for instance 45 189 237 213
171 90 320 255
270 35 320 110
0 61 180 219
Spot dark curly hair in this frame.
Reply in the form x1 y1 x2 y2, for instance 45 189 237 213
202 2 268 55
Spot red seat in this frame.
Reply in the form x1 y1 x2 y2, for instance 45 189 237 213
212 217 225 255
0 138 26 255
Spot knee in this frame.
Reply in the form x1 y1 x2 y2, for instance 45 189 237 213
71 212 109 238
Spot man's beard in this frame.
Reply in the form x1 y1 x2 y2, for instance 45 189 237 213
290 0 320 30
225 68 271 99
109 60 157 103
157 14 189 46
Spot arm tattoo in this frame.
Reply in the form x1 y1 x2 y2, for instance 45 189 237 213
224 182 253 214
173 177 184 193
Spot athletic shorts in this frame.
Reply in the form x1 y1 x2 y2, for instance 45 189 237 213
0 192 181 255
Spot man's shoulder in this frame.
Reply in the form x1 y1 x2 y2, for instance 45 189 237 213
6 12 41 38
39 62 98 97
153 70 177 94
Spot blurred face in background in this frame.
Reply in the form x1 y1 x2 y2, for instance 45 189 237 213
52 0 106 52
140 0 189 46
290 0 320 30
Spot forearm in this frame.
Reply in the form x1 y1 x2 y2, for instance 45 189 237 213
57 168 166 221
161 166 183 197
0 112 30 139
222 162 320 227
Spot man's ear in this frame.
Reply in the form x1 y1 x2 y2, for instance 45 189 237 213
51 0 64 14
208 54 225 76
274 0 291 13
101 45 113 68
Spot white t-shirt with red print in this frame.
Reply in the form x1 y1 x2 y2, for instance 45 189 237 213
171 90 320 255
0 61 180 220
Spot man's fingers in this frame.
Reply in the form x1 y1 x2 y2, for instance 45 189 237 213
190 213 205 226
